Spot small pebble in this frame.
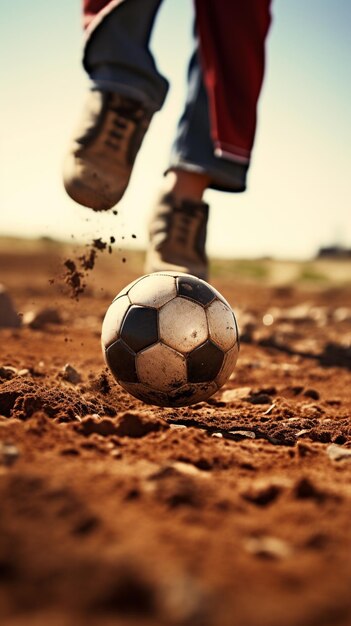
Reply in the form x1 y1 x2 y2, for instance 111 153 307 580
62 363 82 385
221 387 252 403
0 443 20 467
17 368 30 376
0 366 18 380
247 393 272 405
327 444 351 462
296 429 311 438
228 430 256 440
245 536 292 560
24 307 62 329
304 388 320 400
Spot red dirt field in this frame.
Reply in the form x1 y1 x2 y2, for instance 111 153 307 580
1 240 351 626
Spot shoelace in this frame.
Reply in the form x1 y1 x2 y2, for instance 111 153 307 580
170 205 207 259
105 100 146 162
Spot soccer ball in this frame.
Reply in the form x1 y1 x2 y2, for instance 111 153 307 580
101 272 239 407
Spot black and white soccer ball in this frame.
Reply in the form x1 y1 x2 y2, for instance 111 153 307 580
101 272 239 407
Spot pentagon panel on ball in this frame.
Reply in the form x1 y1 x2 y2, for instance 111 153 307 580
101 272 240 407
120 305 159 352
101 294 131 348
176 274 216 306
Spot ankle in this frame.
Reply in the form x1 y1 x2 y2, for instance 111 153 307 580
164 168 210 203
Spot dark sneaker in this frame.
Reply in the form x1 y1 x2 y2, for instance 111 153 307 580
63 90 152 211
145 193 209 280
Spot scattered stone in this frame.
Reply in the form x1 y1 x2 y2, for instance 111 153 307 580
296 429 311 438
247 393 272 405
0 366 18 380
236 311 257 343
304 388 320 400
72 515 100 536
0 442 19 467
0 285 21 328
305 532 329 550
0 366 30 381
110 449 122 459
24 307 62 329
245 536 292 560
327 444 351 462
221 387 252 403
60 447 80 456
239 323 256 343
148 469 206 509
150 462 210 481
17 368 30 377
62 364 82 385
242 479 283 506
297 441 319 457
301 403 324 419
334 307 351 323
282 303 314 323
294 477 327 503
206 397 226 407
290 386 304 396
228 430 256 440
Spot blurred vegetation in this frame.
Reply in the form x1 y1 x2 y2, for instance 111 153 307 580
1 236 351 287
210 258 269 280
297 264 328 283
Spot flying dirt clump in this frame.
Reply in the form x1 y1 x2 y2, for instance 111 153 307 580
63 237 115 299
63 258 84 298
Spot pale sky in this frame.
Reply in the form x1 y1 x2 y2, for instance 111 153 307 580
1 0 350 259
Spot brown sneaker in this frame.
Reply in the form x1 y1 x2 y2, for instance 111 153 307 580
63 90 152 211
145 193 209 280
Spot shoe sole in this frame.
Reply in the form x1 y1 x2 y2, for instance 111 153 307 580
63 154 126 211
64 177 115 211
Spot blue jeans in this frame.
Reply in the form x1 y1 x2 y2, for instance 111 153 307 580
84 0 248 192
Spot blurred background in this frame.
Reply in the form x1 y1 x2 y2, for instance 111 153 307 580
1 0 351 261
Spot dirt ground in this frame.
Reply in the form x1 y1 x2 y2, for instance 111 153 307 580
1 240 351 626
